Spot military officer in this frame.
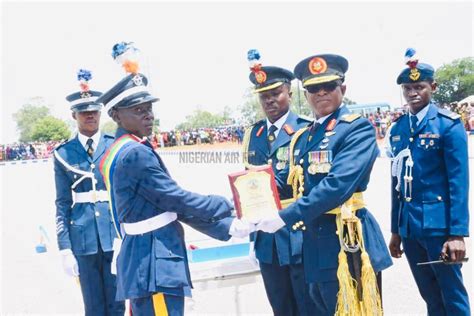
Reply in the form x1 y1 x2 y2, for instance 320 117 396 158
54 69 125 315
388 49 470 315
242 49 315 316
97 42 251 316
253 54 393 315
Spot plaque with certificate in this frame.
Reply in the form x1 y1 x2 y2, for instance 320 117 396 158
228 165 282 221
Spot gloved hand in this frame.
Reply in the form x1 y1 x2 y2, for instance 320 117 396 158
60 249 79 277
253 212 285 233
229 218 255 238
248 241 259 269
111 238 122 275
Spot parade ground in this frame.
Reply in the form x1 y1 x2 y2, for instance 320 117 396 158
1 140 473 315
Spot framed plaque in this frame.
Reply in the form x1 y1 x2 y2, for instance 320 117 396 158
228 165 282 221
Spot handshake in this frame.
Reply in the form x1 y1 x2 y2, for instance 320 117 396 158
228 212 286 238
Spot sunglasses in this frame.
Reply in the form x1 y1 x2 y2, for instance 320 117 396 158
306 81 341 94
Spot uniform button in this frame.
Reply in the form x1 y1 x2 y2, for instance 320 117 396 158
267 159 272 164
409 137 413 142
298 221 304 225
301 226 306 231
437 196 443 201
70 220 74 224
292 225 297 230
405 197 412 202
91 164 95 169
299 159 304 164
95 211 100 217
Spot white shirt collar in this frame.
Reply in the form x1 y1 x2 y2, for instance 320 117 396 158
78 131 101 152
266 110 290 138
409 104 430 126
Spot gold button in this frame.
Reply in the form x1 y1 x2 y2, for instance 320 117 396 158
295 222 300 227
301 226 306 231
95 211 100 217
292 225 297 230
437 196 442 201
409 137 413 142
405 197 412 202
299 221 304 225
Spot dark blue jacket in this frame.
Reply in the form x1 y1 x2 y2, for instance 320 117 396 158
279 106 393 283
54 133 116 255
244 111 311 265
389 103 469 238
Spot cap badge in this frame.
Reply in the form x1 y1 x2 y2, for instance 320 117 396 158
309 57 327 75
132 74 144 86
255 70 267 84
409 68 420 81
80 91 92 98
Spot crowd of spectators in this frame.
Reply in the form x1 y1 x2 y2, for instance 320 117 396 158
150 126 245 148
0 141 60 161
2 103 472 161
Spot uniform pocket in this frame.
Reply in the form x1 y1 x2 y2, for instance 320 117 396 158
423 201 447 229
154 239 188 288
69 225 85 253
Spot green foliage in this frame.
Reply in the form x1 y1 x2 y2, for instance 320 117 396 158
176 109 230 130
31 116 71 141
433 57 474 104
13 99 50 142
239 88 264 125
101 121 118 134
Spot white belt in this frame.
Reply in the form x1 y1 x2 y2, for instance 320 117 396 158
74 190 109 203
122 212 177 235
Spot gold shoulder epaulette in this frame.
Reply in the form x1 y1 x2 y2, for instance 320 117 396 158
340 113 361 123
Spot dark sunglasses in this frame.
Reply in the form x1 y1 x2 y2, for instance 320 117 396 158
306 81 340 94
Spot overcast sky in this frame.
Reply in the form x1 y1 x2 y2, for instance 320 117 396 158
1 0 472 143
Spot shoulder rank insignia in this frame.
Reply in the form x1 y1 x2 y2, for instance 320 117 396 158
438 108 461 120
340 113 361 123
283 124 295 135
256 125 265 137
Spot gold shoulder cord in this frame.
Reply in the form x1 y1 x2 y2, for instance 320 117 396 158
242 125 260 170
281 127 308 207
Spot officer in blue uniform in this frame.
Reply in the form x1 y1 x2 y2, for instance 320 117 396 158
388 49 470 315
243 56 316 315
97 65 251 314
253 54 393 315
54 70 125 315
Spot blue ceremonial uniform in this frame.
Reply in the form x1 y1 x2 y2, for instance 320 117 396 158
110 128 234 313
245 111 316 315
389 102 470 315
54 133 125 315
279 106 393 315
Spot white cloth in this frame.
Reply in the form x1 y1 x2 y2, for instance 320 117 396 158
248 241 259 268
60 249 79 277
77 131 100 152
266 110 290 138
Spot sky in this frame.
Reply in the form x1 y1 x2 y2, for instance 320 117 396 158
1 0 473 143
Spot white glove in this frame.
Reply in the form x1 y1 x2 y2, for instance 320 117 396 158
60 249 79 277
111 238 122 275
248 241 259 269
254 213 285 233
229 218 255 238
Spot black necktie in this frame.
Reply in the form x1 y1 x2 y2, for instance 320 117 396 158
86 138 94 158
410 115 418 134
268 125 278 148
308 122 321 142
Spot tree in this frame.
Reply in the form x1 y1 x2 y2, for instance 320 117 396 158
31 116 71 141
13 99 50 142
433 57 474 104
101 121 118 134
176 109 228 130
